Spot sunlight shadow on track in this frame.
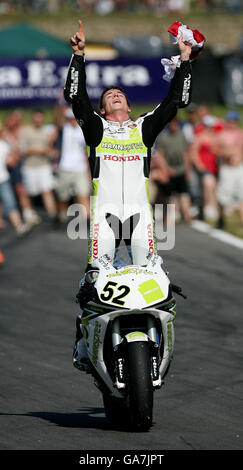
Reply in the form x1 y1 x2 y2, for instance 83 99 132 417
0 409 146 433
0 408 112 430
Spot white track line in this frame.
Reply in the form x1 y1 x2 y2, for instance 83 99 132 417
190 220 243 250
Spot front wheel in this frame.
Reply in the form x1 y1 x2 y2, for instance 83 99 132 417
103 394 129 428
127 341 153 431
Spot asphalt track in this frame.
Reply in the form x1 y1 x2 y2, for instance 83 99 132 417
0 219 243 452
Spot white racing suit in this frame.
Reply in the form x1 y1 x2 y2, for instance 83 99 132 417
64 54 192 268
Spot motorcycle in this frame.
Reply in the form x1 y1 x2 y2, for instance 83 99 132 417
76 247 186 431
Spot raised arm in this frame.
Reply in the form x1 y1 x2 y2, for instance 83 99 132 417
64 20 103 147
142 35 192 148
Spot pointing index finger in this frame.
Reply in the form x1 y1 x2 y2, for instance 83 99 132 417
78 19 85 39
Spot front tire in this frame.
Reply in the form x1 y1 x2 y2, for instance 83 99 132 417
127 341 153 431
103 394 128 428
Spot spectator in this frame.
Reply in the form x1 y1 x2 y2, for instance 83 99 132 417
3 0 235 14
55 107 90 223
182 102 199 145
225 0 242 14
0 199 8 228
52 89 69 130
214 110 243 227
195 104 225 135
19 110 58 220
167 0 187 13
95 0 115 14
76 0 98 13
0 137 32 236
1 110 41 227
0 248 4 266
152 117 192 223
182 103 201 216
190 114 219 221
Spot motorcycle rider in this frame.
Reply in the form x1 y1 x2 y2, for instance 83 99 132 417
64 20 192 370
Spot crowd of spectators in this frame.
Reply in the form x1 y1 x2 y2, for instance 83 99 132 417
0 100 91 243
1 99 243 265
0 0 242 14
149 103 243 226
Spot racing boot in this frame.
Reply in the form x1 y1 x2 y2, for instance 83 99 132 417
73 269 99 371
72 313 89 372
73 338 89 372
76 269 99 308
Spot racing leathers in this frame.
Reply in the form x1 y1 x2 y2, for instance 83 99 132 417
64 54 192 267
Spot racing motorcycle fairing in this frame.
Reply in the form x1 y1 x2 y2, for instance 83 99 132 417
79 251 176 399
94 252 170 310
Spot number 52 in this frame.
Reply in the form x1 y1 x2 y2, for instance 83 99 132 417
100 281 130 306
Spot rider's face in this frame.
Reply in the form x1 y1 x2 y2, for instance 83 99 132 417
100 89 131 117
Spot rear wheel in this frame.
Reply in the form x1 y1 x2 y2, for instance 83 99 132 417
127 341 153 431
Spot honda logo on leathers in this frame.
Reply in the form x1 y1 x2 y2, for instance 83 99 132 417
93 223 99 260
147 224 155 253
104 155 141 162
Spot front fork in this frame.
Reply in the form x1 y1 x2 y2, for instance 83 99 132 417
111 316 161 390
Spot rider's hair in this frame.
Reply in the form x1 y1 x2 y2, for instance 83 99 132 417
99 86 131 111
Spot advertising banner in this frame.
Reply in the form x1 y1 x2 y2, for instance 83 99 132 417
0 57 170 106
